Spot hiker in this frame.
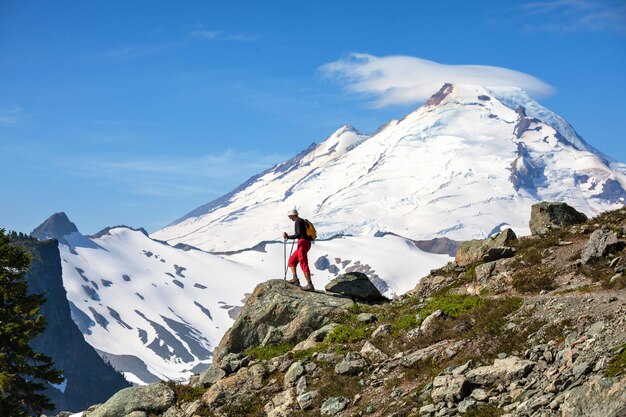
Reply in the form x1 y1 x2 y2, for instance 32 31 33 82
283 209 314 291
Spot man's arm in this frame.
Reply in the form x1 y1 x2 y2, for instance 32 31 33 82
287 219 305 239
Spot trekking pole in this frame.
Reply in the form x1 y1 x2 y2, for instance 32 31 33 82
283 238 287 280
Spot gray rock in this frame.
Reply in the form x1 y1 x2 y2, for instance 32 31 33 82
420 309 443 333
213 280 355 367
455 229 518 266
561 377 626 417
470 388 488 401
335 352 367 375
296 376 308 395
475 261 496 283
284 361 305 387
87 381 175 417
586 321 605 337
360 341 389 363
357 312 378 323
572 361 591 380
458 398 477 413
161 406 183 417
264 388 296 417
529 202 588 236
196 365 226 388
419 403 436 415
400 340 464 368
325 272 387 301
466 357 534 386
431 375 470 402
581 227 625 264
321 396 350 415
371 324 391 338
297 390 319 410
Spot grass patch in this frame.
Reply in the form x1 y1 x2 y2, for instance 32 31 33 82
464 404 505 417
326 323 371 344
245 343 294 361
421 293 484 319
607 344 626 377
512 265 556 293
166 380 206 402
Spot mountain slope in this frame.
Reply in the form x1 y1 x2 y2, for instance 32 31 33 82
16 236 131 413
153 83 626 253
50 216 447 385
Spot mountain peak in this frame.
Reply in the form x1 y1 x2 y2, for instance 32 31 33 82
31 212 79 242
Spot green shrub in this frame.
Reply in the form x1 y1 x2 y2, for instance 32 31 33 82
421 293 483 319
326 324 370 344
245 343 294 361
166 380 206 402
512 265 556 293
607 344 626 377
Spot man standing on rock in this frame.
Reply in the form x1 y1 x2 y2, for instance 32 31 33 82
283 209 314 291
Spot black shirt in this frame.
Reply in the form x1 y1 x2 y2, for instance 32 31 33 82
288 217 312 241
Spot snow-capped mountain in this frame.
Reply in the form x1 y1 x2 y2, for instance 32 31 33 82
48 215 448 385
39 83 626 386
153 83 626 253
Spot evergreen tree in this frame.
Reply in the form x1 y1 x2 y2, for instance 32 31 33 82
0 229 64 416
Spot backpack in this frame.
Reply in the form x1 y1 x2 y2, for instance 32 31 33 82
304 219 317 240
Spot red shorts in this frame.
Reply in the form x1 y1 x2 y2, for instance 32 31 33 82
288 239 311 274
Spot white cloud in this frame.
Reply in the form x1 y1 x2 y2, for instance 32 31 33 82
0 105 23 125
188 24 258 42
66 150 287 197
519 0 626 34
319 53 555 107
189 29 221 40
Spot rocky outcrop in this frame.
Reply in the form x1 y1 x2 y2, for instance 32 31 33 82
324 272 387 301
17 237 130 414
581 227 625 264
561 376 626 417
212 280 355 368
455 228 518 266
84 382 175 417
529 201 587 235
30 212 79 243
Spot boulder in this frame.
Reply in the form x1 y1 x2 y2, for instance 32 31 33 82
529 202 587 236
297 390 319 410
264 389 296 417
335 352 368 375
284 361 305 387
324 272 387 302
581 227 625 264
212 280 355 367
85 382 175 417
321 396 350 415
195 365 226 388
431 375 470 402
202 364 267 408
466 356 534 386
455 229 518 266
360 341 389 363
561 376 626 417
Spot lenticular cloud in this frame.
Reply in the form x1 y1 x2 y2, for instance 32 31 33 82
320 53 555 107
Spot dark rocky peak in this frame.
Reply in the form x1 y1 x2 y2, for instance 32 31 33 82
90 225 149 239
31 212 79 242
425 83 454 107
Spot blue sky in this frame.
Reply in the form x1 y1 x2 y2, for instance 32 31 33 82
1 0 625 234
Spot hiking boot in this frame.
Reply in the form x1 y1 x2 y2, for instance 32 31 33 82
287 277 301 286
301 284 315 292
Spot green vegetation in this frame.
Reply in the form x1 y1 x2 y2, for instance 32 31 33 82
245 343 295 361
326 323 371 344
166 380 206 402
421 293 484 319
512 265 556 293
606 344 626 377
464 404 505 417
0 229 64 417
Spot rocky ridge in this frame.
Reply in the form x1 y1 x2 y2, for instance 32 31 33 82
54 203 626 417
